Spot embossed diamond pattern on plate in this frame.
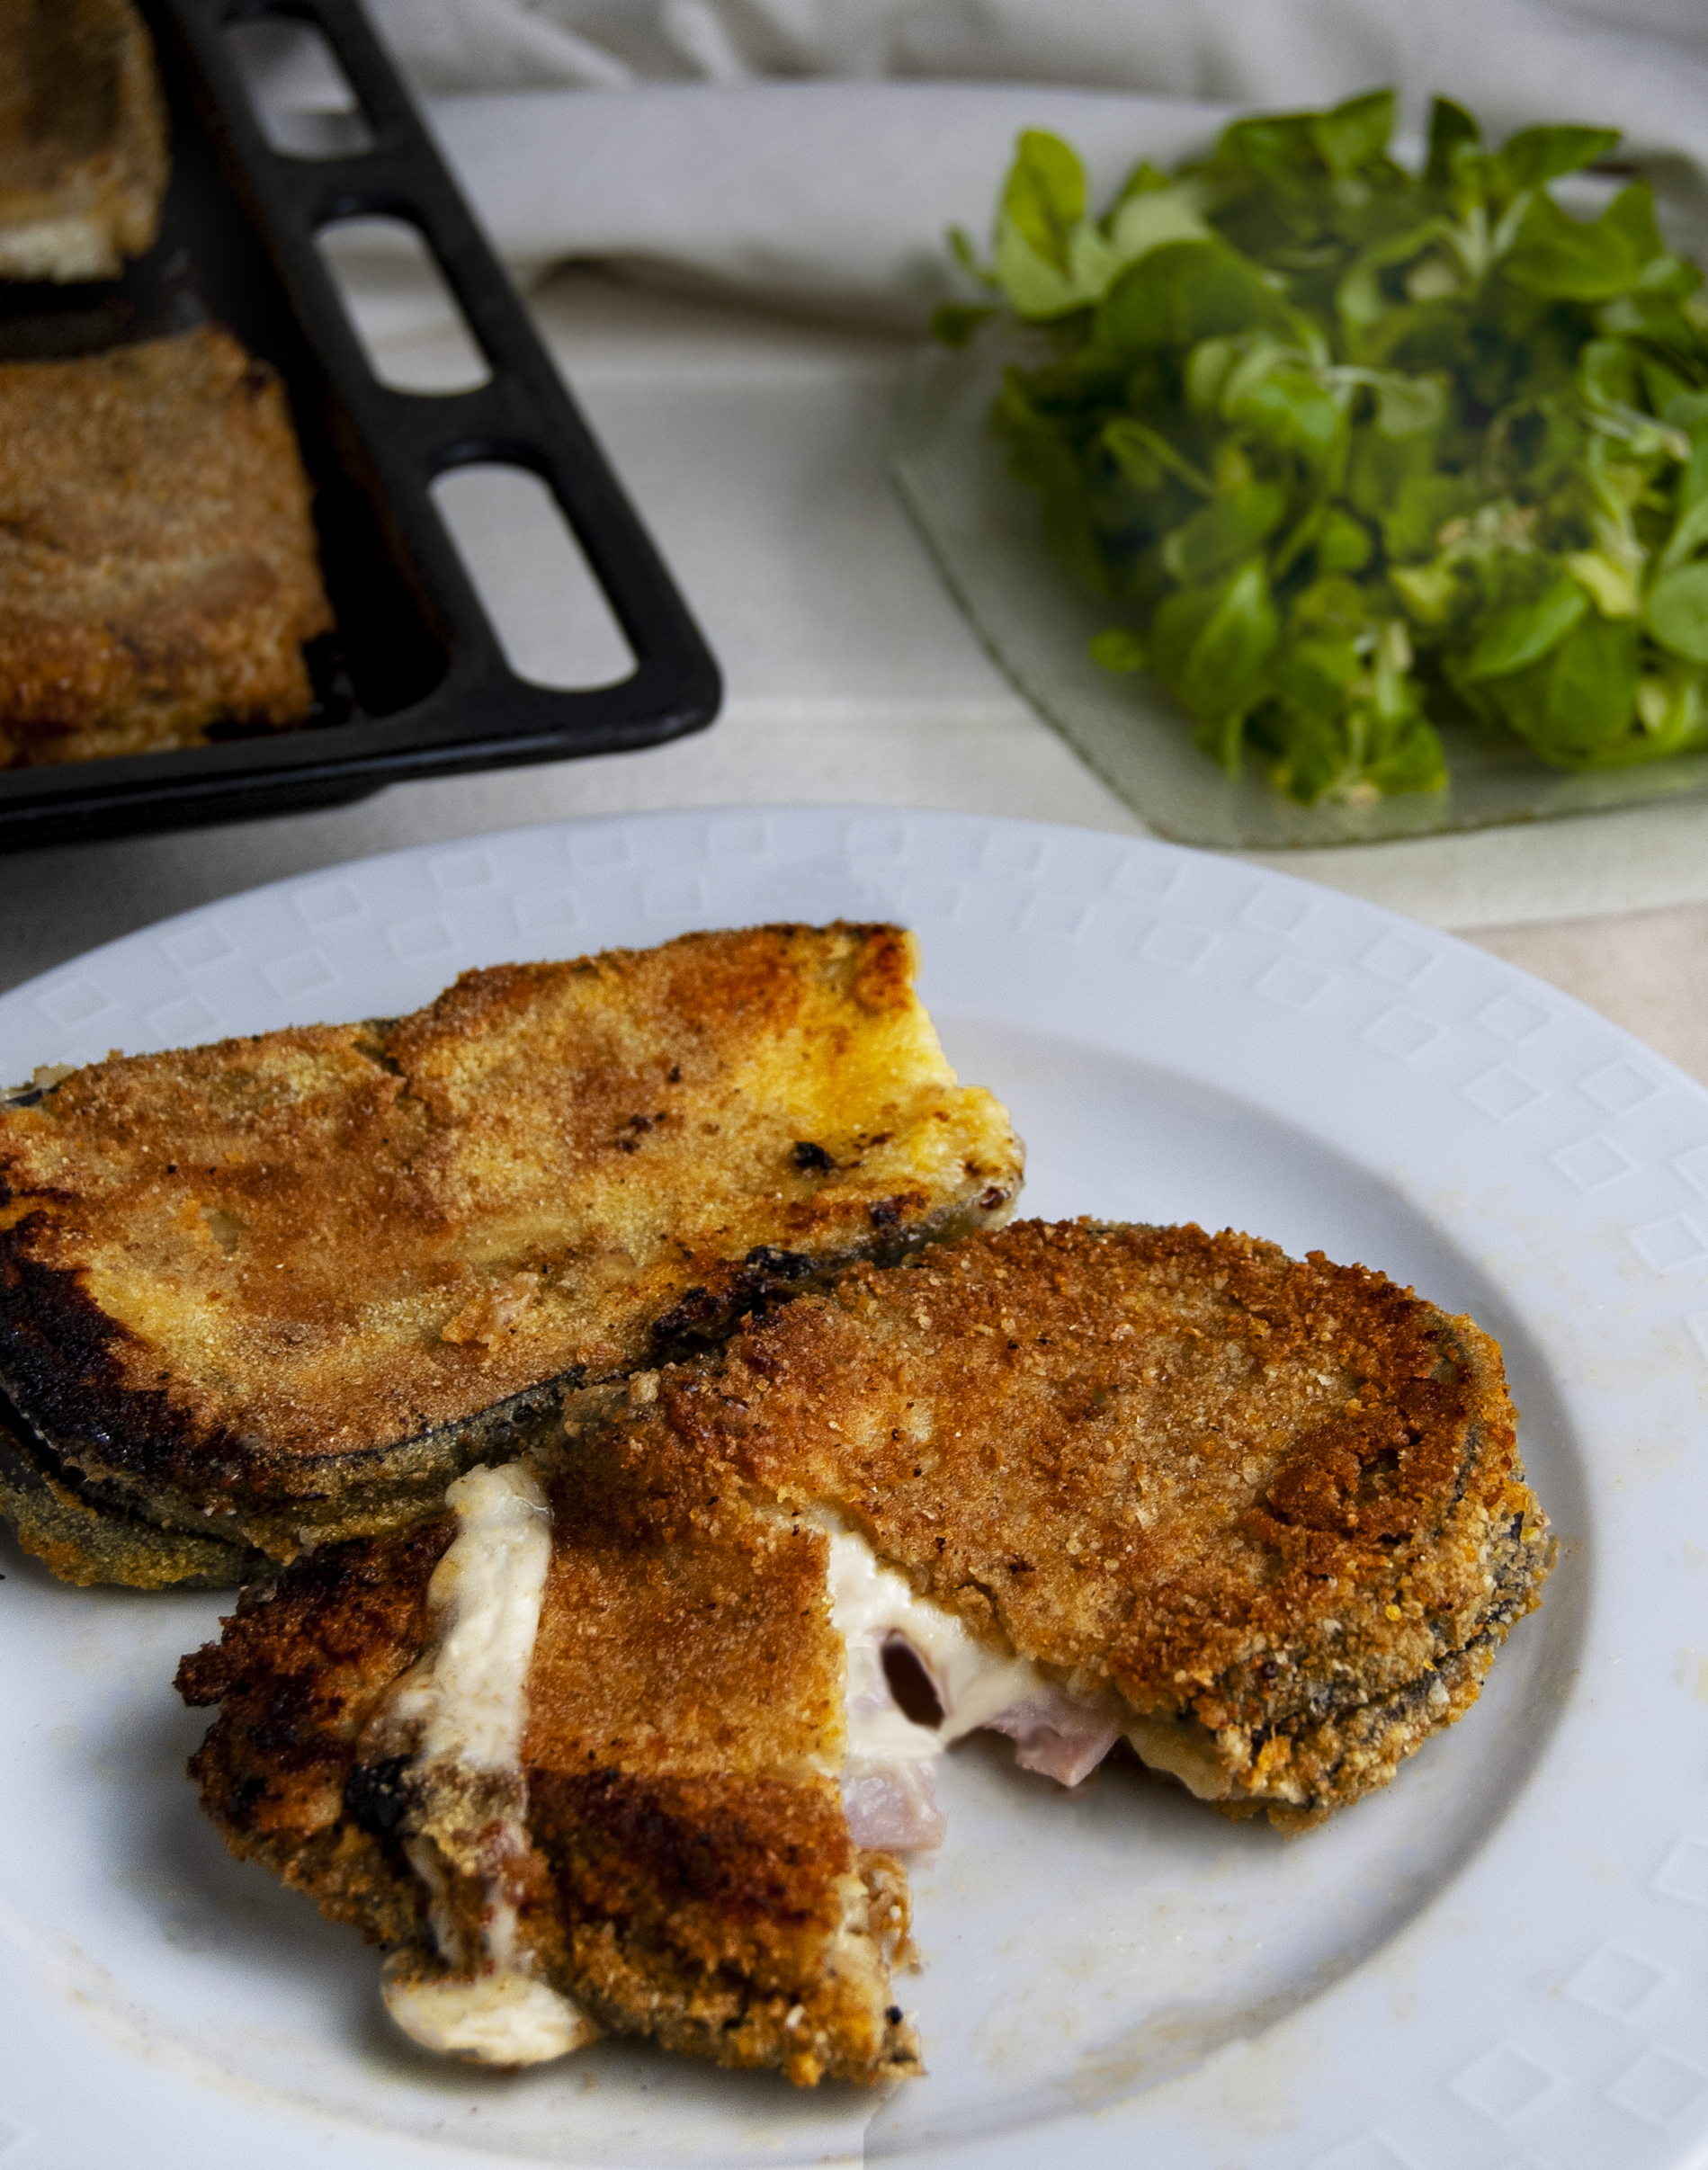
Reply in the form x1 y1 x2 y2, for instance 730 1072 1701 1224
1255 960 1331 1009
1478 992 1555 1043
1364 1009 1442 1060
1551 1136 1638 1192
1362 934 1436 984
293 880 363 926
1584 1060 1664 1115
262 950 337 998
34 978 109 1027
163 924 236 971
1311 2132 1421 2170
1628 1216 1708 1273
1451 2041 1560 2122
1142 923 1214 969
1462 1067 1548 1121
1565 1945 1671 2022
1607 2049 1708 2127
1653 1835 1708 1905
144 996 221 1042
387 916 456 960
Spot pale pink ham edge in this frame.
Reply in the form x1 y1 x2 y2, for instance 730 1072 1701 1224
839 1649 1121 1849
841 1762 947 1851
983 1693 1122 1788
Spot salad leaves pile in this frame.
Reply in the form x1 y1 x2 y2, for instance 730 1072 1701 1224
941 93 1708 805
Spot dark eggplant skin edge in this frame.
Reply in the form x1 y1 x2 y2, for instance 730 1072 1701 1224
0 1198 1013 1585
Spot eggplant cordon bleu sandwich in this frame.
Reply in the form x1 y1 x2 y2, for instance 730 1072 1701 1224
0 923 1022 1588
178 1218 1553 2085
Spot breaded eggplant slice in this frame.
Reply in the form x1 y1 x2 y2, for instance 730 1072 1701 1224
0 326 335 763
0 923 1021 1584
177 1427 921 2088
0 0 168 284
638 1219 1554 1826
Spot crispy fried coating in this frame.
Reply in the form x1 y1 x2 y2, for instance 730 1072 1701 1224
0 326 335 763
179 1428 920 2087
0 924 1021 1579
175 1213 1550 2090
615 1219 1553 1823
0 0 167 282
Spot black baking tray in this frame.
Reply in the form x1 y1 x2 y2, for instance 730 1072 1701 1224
0 0 721 849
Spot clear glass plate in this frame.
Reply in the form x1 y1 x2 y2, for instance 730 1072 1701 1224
889 334 1708 851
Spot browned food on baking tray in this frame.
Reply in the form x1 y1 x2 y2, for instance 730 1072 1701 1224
0 0 168 283
0 923 1023 1585
624 1218 1553 1827
0 325 335 765
178 1428 921 2088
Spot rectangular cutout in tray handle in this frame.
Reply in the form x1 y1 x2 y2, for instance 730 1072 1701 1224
0 0 722 849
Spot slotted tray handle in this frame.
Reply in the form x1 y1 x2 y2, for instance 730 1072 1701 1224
158 0 722 757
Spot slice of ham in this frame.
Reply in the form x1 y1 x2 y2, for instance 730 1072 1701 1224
840 1639 1120 1853
825 1526 1122 1848
981 1692 1122 1789
842 1758 946 1851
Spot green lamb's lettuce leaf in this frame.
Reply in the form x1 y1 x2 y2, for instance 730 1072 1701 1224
1088 628 1146 671
946 89 1708 803
980 130 1215 319
1425 98 1480 191
1648 563 1708 664
1502 185 1663 301
1483 614 1641 762
1493 124 1623 197
1098 241 1289 350
1224 366 1344 461
1462 567 1588 679
1161 483 1289 583
1004 129 1084 275
1309 89 1399 179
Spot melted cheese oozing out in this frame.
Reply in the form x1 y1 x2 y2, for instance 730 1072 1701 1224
381 1957 595 2065
828 1530 1043 1758
825 1525 1121 1850
384 1460 554 1774
379 1460 595 2067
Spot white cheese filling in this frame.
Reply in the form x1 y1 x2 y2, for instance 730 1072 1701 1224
376 1471 1122 2060
828 1529 1043 1757
382 1957 594 2065
373 1459 596 2067
823 1523 1121 1849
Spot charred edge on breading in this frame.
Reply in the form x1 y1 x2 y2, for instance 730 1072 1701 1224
648 1219 992 1367
1194 1315 1507 1723
0 1204 1010 1561
0 1390 265 1588
176 1520 452 1950
1202 1505 1553 1819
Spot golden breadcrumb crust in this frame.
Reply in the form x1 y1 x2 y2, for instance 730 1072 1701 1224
0 326 334 763
608 1219 1552 1823
174 1214 1551 2093
0 924 1021 1576
0 0 168 282
179 1431 919 2087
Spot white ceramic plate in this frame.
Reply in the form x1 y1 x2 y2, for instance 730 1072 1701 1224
3 808 1706 2170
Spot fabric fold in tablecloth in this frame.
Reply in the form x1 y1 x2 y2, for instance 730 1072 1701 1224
249 0 1708 323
